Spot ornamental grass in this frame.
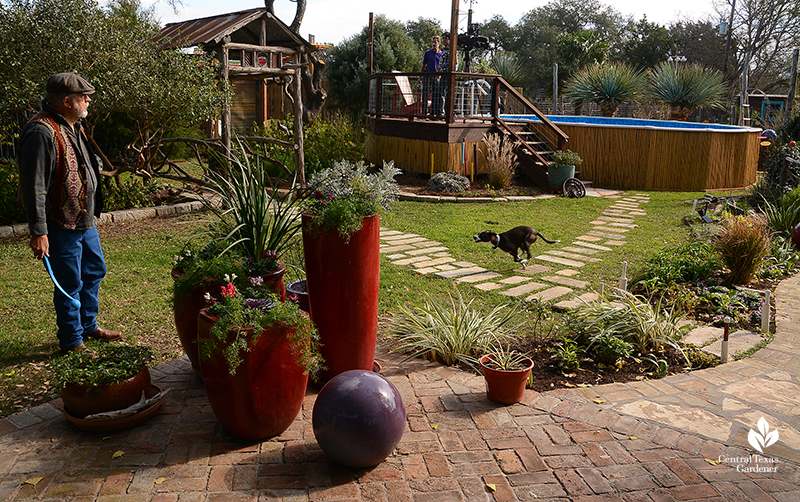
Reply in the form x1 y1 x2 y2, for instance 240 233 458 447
713 215 773 285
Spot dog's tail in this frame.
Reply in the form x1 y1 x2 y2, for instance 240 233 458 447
537 232 560 244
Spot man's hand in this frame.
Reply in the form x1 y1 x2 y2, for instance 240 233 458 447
30 234 49 259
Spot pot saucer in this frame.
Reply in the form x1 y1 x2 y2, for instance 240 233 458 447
64 384 165 432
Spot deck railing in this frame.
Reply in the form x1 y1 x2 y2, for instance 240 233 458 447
366 72 567 155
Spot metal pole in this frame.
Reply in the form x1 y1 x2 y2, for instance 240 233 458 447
721 317 731 363
617 261 628 291
553 64 558 115
761 290 771 334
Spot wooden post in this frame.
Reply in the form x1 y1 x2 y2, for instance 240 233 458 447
445 0 458 124
786 48 798 119
221 41 231 157
368 13 374 75
293 64 305 186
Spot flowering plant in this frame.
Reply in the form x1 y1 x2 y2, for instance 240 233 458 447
304 160 401 237
199 274 322 376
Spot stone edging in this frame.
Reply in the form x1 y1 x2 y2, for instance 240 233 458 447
0 201 204 239
398 191 553 203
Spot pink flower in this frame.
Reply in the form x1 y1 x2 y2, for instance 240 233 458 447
220 283 237 298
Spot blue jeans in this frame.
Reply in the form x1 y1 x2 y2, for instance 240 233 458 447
47 225 106 351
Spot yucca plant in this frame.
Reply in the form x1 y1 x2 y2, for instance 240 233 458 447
490 52 525 88
564 63 646 117
389 290 520 370
481 133 518 189
199 146 306 271
567 290 689 362
764 199 800 238
713 215 773 285
647 62 726 121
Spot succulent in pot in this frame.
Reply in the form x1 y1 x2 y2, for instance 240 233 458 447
477 343 533 405
50 344 154 418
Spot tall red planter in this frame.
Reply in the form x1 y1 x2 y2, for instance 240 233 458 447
302 213 380 381
172 265 286 374
197 309 308 440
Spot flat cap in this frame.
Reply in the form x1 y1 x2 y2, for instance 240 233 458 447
46 73 95 95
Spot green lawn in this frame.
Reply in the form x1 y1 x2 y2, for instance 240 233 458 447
0 189 724 417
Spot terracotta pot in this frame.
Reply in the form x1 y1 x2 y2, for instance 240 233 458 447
479 355 533 405
61 367 151 418
286 279 310 314
792 222 800 250
302 213 380 381
197 308 309 440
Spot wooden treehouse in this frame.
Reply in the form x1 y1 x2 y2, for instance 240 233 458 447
365 72 568 191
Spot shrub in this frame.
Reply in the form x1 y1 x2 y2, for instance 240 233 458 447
102 176 153 211
713 215 772 284
481 133 517 189
763 199 800 238
425 171 470 193
0 160 24 225
389 290 520 370
551 149 583 167
564 63 646 117
631 241 722 291
587 330 634 367
647 63 725 120
550 337 581 372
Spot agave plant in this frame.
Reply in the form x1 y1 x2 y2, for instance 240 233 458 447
647 62 726 121
564 63 646 117
490 52 525 88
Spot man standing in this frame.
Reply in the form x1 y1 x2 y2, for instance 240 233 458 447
19 72 122 354
420 35 441 117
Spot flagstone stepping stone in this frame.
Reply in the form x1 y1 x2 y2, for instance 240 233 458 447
386 236 431 245
526 286 573 302
498 276 533 285
407 247 449 255
381 233 420 241
393 256 433 266
561 246 600 255
555 269 580 276
554 292 601 311
435 267 487 278
380 230 403 236
587 230 628 240
591 225 629 234
436 264 458 271
541 275 590 288
412 241 444 248
517 264 552 275
381 244 419 253
414 257 455 267
474 282 506 291
456 272 502 283
415 267 439 274
452 261 478 268
573 241 612 251
576 235 603 242
604 240 627 246
501 281 548 297
546 250 601 262
597 215 636 224
535 255 585 267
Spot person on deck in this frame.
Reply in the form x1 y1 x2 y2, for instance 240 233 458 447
421 35 441 117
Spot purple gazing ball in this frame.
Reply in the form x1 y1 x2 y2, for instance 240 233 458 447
312 370 406 468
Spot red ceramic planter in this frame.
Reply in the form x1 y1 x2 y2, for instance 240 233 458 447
61 367 151 418
197 309 309 440
302 213 380 381
479 355 533 405
172 265 286 374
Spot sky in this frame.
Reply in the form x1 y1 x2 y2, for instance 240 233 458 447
150 0 721 46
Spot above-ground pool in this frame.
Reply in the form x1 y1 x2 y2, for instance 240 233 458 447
503 115 762 191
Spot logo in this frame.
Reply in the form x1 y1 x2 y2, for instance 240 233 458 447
748 417 779 453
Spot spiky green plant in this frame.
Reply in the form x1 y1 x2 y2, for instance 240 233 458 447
567 290 689 362
647 62 726 120
713 215 773 285
763 199 800 238
564 63 646 117
388 290 520 370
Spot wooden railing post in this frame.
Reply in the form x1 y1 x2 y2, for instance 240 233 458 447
375 76 383 119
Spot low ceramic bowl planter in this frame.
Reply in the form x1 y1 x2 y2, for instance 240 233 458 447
479 354 533 405
61 367 152 418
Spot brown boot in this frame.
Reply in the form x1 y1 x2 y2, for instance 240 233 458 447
85 327 123 342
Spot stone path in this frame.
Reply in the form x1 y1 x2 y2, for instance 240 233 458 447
381 194 651 308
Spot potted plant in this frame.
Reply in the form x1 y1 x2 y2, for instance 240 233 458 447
197 274 322 440
286 277 310 313
172 240 246 374
477 343 533 405
549 149 583 191
301 160 401 380
172 150 306 373
51 343 154 418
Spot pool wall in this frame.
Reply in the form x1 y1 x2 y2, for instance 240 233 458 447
513 116 761 191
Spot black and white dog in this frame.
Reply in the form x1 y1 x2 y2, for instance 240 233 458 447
473 226 559 268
